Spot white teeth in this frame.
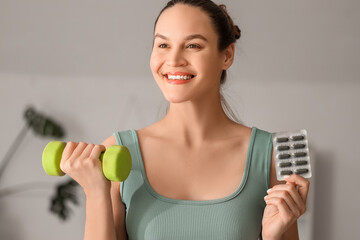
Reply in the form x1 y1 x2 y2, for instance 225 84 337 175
167 75 193 80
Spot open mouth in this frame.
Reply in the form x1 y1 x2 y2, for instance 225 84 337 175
165 74 195 85
165 74 195 80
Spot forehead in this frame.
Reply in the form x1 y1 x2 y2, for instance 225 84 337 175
155 4 217 40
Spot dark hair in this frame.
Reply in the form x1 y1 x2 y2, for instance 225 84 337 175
154 0 242 123
154 0 241 85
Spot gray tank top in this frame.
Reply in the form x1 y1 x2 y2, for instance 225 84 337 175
114 127 272 240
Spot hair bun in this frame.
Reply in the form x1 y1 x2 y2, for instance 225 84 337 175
233 25 241 40
218 4 241 40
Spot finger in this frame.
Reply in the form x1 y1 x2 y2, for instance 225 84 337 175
284 174 310 203
80 144 96 159
60 142 78 171
89 144 106 160
70 142 88 159
265 190 302 218
268 183 306 214
62 141 78 161
265 196 294 220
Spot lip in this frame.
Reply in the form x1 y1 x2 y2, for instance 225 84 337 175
163 72 195 85
165 71 195 76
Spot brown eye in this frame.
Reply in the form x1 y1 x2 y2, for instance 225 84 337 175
187 44 201 49
158 44 168 48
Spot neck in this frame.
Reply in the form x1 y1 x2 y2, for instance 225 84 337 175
159 92 236 147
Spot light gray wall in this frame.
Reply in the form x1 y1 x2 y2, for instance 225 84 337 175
0 0 359 239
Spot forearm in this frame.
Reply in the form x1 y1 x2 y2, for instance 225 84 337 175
262 237 284 240
84 192 117 240
262 221 299 240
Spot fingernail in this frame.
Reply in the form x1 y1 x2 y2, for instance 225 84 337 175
264 195 268 199
283 175 291 179
267 188 272 193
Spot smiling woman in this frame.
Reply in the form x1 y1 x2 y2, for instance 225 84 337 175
57 1 310 240
150 5 233 108
152 1 241 121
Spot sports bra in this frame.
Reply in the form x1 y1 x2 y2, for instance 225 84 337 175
114 127 272 240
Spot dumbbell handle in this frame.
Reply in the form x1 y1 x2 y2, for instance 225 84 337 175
42 141 132 182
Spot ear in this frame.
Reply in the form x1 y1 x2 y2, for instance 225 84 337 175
222 43 235 70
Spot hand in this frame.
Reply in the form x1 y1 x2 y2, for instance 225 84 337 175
60 141 110 197
262 174 310 240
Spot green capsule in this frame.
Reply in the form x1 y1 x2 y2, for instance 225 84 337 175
291 135 305 141
295 160 308 166
293 152 307 158
295 168 309 175
293 143 306 149
277 145 290 151
280 170 293 175
279 162 292 168
276 137 289 143
278 153 291 159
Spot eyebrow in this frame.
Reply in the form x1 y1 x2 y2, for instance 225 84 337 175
154 33 208 42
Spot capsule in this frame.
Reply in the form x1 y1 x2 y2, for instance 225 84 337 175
277 145 290 151
280 170 293 176
295 160 308 166
293 152 307 158
279 162 292 168
276 137 289 143
295 168 309 175
291 135 305 141
293 143 306 149
278 153 291 159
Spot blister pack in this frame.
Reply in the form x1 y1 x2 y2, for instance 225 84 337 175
272 129 312 181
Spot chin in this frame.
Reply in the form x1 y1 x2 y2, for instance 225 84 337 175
163 92 192 104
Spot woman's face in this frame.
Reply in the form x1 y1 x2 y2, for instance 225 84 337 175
150 4 231 104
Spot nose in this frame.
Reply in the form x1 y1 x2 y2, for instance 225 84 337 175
166 47 187 67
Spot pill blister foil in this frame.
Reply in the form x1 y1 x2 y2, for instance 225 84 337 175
272 129 312 181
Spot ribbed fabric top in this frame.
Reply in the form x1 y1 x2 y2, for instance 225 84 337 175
113 127 272 240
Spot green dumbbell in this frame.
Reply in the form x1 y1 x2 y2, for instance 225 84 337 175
42 141 132 182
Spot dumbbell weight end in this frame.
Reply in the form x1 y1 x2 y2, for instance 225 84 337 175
42 141 67 176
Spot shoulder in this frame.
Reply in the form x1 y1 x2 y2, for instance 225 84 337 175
236 123 252 135
252 128 286 187
101 135 117 148
252 126 272 138
243 126 278 186
224 122 252 140
136 123 165 142
101 128 137 148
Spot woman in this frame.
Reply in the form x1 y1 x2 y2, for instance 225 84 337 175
60 0 310 239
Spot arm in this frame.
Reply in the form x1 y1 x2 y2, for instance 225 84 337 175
84 136 129 240
104 136 128 240
59 140 117 240
261 149 310 240
84 187 117 240
268 150 300 240
110 181 128 240
59 136 128 240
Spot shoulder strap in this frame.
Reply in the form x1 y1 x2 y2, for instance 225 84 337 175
248 127 273 192
113 130 137 200
114 130 131 146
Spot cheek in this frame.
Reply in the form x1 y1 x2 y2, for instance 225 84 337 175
197 55 223 80
150 52 165 90
150 52 163 75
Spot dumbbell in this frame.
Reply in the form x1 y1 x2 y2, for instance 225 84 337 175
42 141 132 182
